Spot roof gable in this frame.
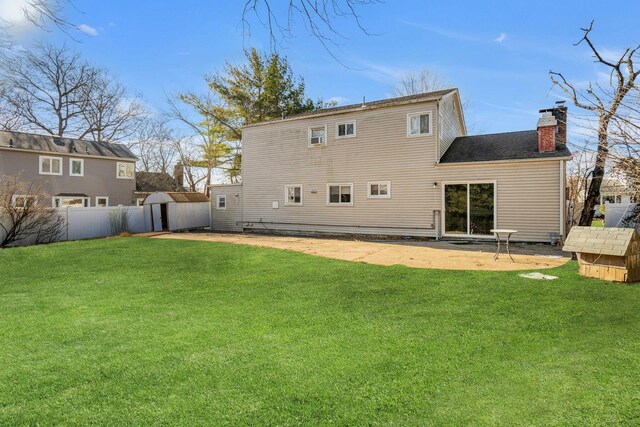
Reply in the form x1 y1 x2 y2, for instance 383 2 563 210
563 226 638 256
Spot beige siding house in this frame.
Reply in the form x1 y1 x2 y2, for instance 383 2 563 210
210 89 571 242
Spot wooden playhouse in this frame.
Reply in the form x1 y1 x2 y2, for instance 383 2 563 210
563 226 640 283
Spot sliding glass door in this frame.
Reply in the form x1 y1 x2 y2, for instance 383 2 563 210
444 183 495 236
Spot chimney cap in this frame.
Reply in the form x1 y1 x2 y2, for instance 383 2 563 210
537 112 557 128
555 100 566 105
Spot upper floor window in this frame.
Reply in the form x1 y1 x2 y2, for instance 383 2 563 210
117 162 134 179
39 156 62 175
368 181 391 199
407 112 432 137
336 120 356 139
327 183 353 206
216 195 227 210
285 185 303 206
70 158 84 177
308 125 327 146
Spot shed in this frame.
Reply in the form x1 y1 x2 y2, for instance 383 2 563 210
563 226 640 282
143 192 210 232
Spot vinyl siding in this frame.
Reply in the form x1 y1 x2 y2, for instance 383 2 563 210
210 184 243 231
0 149 136 206
241 99 564 242
438 94 463 160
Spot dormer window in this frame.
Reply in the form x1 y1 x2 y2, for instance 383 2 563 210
407 112 433 137
308 125 327 146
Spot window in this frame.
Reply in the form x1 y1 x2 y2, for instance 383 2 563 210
53 197 89 208
70 158 84 177
12 195 36 208
308 125 327 146
443 182 495 236
117 162 135 179
336 120 356 139
216 195 227 210
407 112 432 137
285 185 303 206
96 197 109 207
367 181 391 199
39 156 62 175
327 183 353 206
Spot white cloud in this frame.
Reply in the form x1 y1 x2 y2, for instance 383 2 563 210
328 96 349 105
494 33 507 43
77 24 98 36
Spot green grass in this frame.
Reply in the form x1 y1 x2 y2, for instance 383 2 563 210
591 219 605 227
1 237 639 426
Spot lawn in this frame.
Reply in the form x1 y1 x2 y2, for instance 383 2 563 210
1 237 639 425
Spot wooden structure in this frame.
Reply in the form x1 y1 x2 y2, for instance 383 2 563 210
563 226 640 283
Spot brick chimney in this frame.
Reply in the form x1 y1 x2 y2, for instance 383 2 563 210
173 161 184 188
537 111 557 153
539 101 568 145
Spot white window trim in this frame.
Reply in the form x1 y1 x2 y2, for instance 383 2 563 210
69 158 84 177
116 162 135 179
96 196 109 207
308 124 328 147
284 184 304 206
12 195 36 208
407 111 434 137
367 181 391 199
52 196 90 208
335 120 356 139
326 183 354 206
216 194 227 210
39 155 63 176
441 180 497 239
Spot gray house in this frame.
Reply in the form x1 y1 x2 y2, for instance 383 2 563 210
211 89 572 242
0 130 137 207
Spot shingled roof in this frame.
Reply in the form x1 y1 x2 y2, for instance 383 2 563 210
439 130 572 163
563 226 638 256
245 89 457 127
136 172 184 193
0 130 136 159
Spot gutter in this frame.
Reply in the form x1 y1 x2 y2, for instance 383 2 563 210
435 156 573 167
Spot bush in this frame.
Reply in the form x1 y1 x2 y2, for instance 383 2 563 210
109 208 130 236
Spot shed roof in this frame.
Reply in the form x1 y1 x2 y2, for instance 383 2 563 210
0 130 136 159
166 192 209 203
563 226 638 256
439 130 572 163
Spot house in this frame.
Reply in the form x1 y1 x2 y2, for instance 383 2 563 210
0 130 137 207
600 178 634 205
210 89 572 242
134 171 185 206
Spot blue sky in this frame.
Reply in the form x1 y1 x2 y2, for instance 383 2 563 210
3 0 639 135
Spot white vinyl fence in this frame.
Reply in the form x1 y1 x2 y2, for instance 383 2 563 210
60 206 146 241
605 202 637 228
1 206 146 246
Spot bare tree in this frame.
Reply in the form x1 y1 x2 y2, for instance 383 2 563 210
0 43 146 142
241 0 379 61
565 149 596 230
550 21 640 226
393 69 452 97
79 73 147 142
130 117 178 174
0 175 65 248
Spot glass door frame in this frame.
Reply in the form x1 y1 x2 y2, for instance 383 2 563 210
441 180 497 238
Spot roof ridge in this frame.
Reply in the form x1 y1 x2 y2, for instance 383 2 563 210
0 129 129 148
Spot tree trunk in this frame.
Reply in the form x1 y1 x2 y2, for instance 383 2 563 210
578 118 610 226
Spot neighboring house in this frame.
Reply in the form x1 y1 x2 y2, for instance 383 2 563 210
0 130 137 207
134 171 185 206
600 178 634 205
211 89 572 242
